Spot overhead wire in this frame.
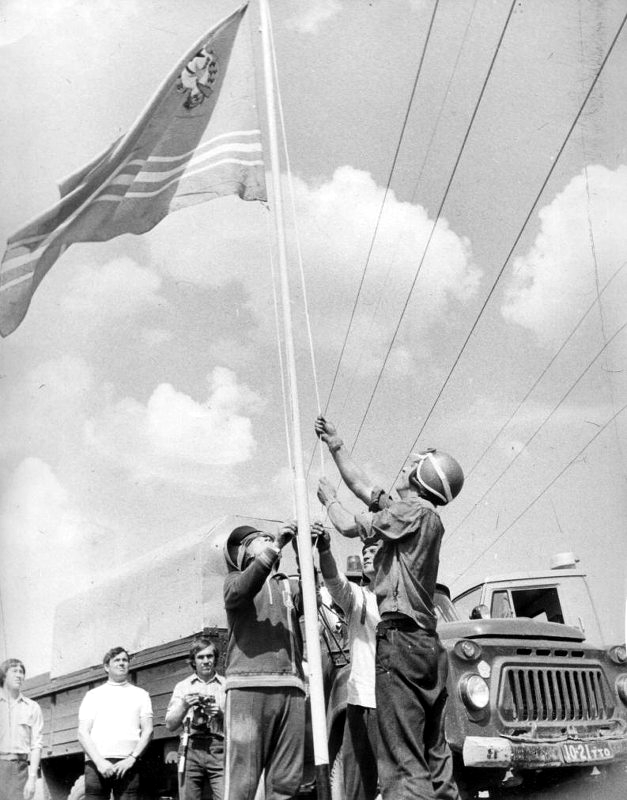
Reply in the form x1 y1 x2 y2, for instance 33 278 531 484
450 399 627 588
330 0 480 436
460 260 627 485
443 320 627 546
350 0 518 457
305 0 442 479
393 6 627 487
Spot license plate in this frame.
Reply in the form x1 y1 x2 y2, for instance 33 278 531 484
562 742 613 763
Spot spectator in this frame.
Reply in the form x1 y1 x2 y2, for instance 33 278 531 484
77 647 153 800
165 636 225 800
0 658 43 800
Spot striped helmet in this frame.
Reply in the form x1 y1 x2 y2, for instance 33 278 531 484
409 449 464 505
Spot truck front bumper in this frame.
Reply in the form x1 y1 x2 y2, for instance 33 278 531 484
463 735 627 770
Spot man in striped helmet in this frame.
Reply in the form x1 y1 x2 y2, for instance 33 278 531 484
315 415 463 800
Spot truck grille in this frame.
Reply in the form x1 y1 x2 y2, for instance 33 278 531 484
501 666 612 722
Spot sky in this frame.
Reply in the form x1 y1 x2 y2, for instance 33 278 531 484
0 0 626 675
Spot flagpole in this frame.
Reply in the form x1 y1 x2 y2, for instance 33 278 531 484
258 0 331 795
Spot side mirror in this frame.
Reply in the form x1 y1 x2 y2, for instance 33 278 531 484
470 604 490 620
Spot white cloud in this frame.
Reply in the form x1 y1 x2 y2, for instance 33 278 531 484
0 458 107 671
146 165 480 376
85 367 266 491
61 257 165 320
285 0 342 34
502 165 627 345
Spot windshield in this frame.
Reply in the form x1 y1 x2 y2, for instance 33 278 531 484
435 590 461 623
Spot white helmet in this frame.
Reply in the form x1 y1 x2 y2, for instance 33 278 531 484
409 449 464 505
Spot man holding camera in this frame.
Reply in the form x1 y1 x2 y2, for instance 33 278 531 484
165 637 225 800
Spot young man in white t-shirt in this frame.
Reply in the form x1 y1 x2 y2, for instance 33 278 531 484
77 647 153 800
313 522 381 800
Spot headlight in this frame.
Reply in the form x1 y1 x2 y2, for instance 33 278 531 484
460 674 490 710
454 640 482 661
608 644 627 665
616 674 627 705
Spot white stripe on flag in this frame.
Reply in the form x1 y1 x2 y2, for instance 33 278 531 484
97 156 265 202
145 129 262 164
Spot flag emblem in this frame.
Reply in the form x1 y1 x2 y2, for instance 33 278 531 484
177 46 219 109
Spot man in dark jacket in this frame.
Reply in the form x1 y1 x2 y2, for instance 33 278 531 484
222 521 305 800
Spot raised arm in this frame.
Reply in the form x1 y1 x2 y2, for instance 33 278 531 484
223 522 297 609
317 477 360 538
312 522 354 616
315 416 373 504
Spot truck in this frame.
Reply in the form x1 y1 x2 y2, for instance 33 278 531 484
24 522 627 800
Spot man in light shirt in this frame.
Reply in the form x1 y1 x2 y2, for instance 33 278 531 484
165 636 226 800
77 647 153 800
0 658 43 800
312 523 381 800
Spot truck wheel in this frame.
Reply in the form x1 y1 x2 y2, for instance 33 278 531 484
66 776 85 800
330 741 344 800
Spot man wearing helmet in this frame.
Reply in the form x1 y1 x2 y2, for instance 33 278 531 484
222 521 306 800
315 415 463 800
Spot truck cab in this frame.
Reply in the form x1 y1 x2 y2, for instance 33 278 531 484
451 553 606 647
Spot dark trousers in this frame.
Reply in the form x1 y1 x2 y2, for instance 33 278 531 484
0 759 28 800
179 737 224 800
85 759 139 800
375 625 459 800
342 704 379 800
224 687 305 800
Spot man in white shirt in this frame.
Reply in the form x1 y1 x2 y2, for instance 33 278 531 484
77 647 153 800
313 523 381 800
165 637 226 800
0 659 43 800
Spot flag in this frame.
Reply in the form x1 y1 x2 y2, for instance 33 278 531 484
0 3 266 337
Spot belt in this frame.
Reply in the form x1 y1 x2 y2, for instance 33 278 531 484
188 736 223 749
378 616 422 631
0 754 29 762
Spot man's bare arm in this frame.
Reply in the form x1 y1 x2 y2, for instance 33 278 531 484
315 416 373 504
317 477 360 538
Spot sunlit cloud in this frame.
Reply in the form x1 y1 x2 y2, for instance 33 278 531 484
0 457 107 669
85 366 266 491
502 165 627 345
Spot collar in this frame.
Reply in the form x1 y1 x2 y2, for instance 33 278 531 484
190 672 224 686
106 680 130 687
191 672 217 684
0 690 26 703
